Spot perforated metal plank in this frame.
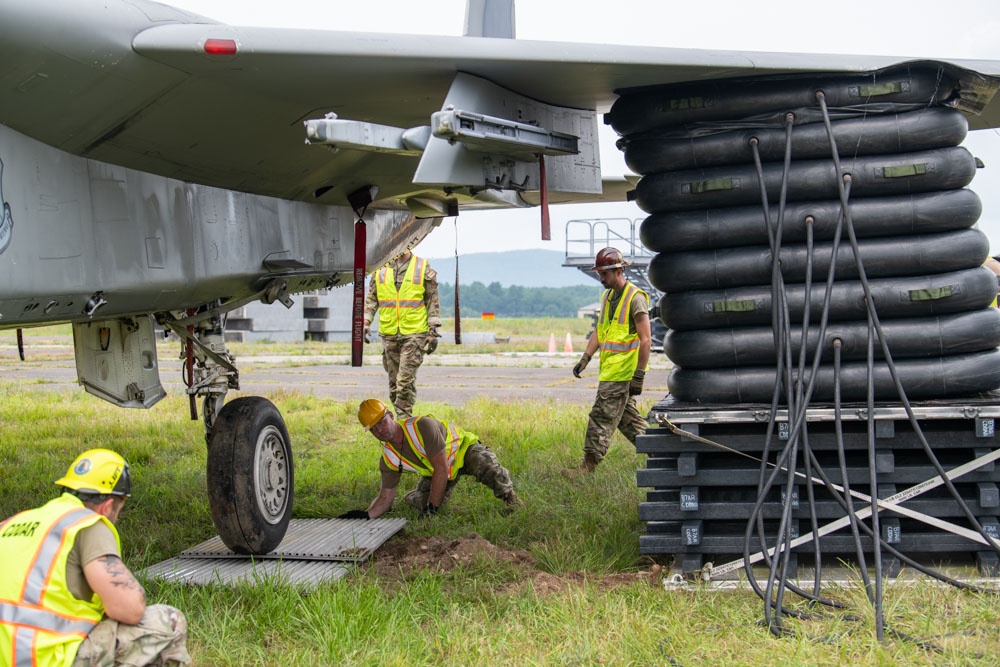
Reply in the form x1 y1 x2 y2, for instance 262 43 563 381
179 518 407 561
141 557 353 587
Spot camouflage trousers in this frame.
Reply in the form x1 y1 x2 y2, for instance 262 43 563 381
72 604 191 667
403 443 515 510
381 333 431 418
583 380 647 462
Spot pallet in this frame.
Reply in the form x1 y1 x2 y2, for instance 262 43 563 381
638 397 1000 579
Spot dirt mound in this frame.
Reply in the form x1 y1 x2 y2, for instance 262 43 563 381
368 533 662 594
370 533 532 576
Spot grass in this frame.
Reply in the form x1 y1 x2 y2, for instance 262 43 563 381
2 333 1000 665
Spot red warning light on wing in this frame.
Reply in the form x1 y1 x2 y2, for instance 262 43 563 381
203 38 238 55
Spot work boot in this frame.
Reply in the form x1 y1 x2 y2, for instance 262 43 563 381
561 453 599 478
502 491 524 513
403 488 427 511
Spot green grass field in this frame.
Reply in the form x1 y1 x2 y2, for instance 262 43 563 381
1 324 998 666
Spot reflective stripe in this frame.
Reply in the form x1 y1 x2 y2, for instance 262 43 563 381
15 627 33 666
381 443 419 473
0 496 114 666
0 601 95 635
376 256 429 335
597 281 647 381
410 257 425 284
602 340 641 353
22 509 92 605
380 299 423 309
380 417 468 480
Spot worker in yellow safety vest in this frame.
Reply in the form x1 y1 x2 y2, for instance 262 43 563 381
363 249 442 418
339 399 523 519
565 247 652 476
0 449 190 666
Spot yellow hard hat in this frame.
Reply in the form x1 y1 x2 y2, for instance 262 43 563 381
358 398 389 430
55 448 132 498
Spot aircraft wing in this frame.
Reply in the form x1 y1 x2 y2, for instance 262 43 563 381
2 0 999 212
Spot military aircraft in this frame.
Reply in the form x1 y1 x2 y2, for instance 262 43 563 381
1 0 999 555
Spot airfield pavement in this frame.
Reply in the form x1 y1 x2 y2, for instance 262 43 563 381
0 343 674 406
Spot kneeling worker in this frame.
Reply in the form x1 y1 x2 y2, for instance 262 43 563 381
0 448 190 666
340 399 523 519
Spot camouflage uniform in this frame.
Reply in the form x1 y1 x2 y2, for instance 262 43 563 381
377 415 519 512
380 334 430 419
584 381 647 462
364 252 441 418
582 286 650 465
72 604 190 667
402 443 515 510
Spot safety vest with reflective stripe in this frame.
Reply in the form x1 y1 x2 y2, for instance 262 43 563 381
380 416 478 480
376 256 429 335
0 493 120 667
597 282 649 382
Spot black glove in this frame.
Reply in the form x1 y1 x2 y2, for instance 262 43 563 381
573 353 591 378
629 369 645 396
423 328 439 355
421 502 439 517
339 509 370 520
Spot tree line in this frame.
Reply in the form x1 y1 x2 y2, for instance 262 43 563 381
438 282 602 317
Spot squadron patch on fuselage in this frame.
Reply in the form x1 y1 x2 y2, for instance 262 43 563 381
0 157 12 256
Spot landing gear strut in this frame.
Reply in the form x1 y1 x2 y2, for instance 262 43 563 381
161 302 294 555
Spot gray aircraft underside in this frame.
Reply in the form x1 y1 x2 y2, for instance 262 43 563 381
1 0 999 333
3 0 1000 555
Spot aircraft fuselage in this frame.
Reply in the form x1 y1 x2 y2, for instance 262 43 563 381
0 124 426 330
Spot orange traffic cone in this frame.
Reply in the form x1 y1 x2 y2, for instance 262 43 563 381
564 332 573 353
548 333 557 353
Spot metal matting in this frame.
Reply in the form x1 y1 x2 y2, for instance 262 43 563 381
179 518 407 561
139 518 406 587
141 557 353 587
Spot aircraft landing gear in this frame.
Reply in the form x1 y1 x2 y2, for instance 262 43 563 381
206 396 293 555
161 304 294 555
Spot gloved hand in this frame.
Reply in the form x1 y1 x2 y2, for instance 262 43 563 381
421 502 439 517
573 353 592 378
423 328 440 355
363 321 371 344
629 369 645 396
338 509 370 520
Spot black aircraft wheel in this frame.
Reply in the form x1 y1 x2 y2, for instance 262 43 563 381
207 396 294 555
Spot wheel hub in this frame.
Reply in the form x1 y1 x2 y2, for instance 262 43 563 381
254 425 288 523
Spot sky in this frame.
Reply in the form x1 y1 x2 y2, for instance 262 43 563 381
163 0 1000 259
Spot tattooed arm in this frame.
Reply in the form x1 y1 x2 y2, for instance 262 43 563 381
83 554 147 624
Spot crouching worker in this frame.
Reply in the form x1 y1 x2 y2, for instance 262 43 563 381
340 399 523 519
0 449 190 667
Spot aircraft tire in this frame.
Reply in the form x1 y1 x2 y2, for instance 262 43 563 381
207 396 294 555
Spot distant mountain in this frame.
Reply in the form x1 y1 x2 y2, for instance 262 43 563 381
425 249 597 288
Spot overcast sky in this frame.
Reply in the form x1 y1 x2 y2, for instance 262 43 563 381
163 0 1000 258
